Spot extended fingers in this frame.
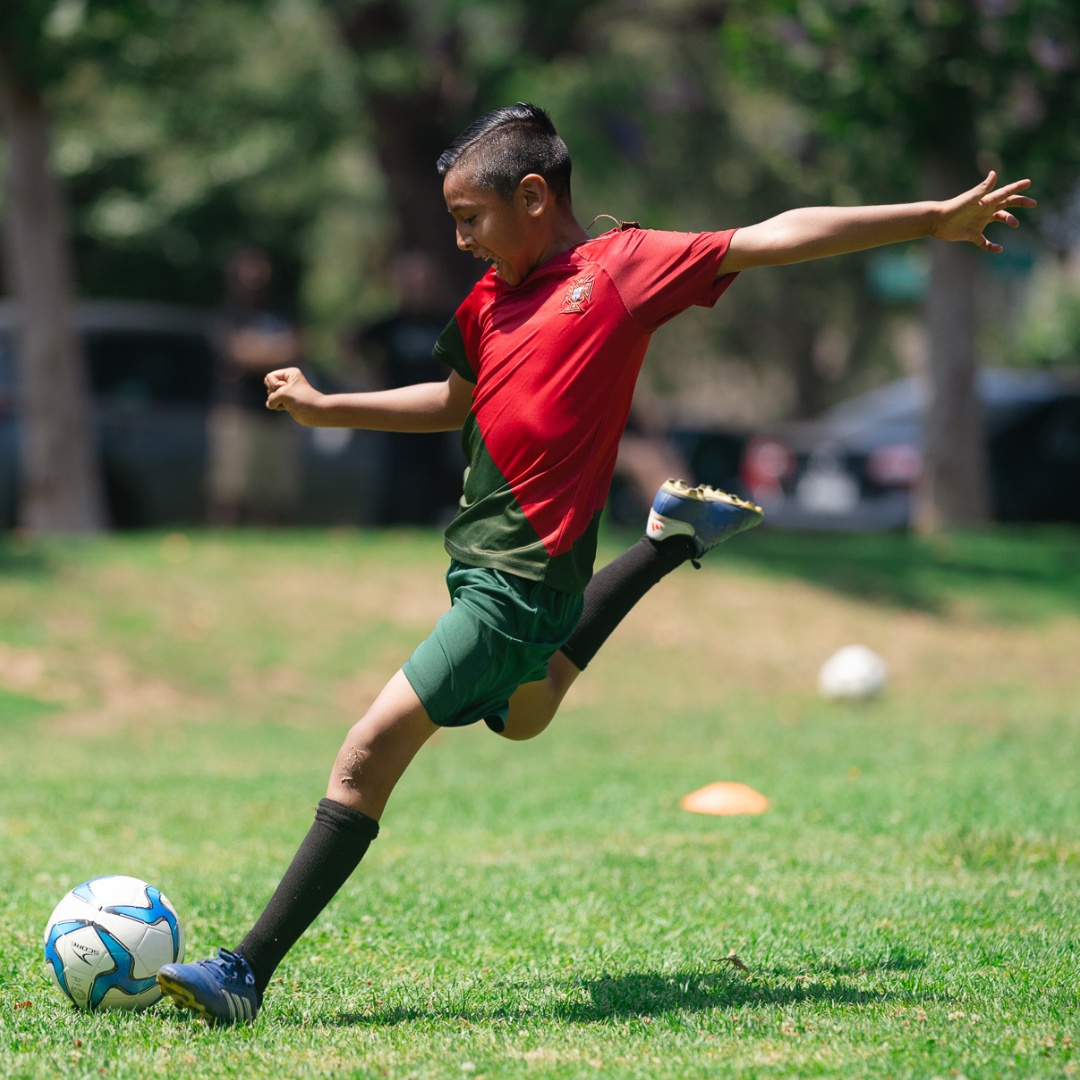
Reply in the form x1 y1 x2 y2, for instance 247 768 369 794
988 178 1035 204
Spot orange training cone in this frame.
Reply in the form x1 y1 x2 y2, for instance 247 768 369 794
681 781 769 816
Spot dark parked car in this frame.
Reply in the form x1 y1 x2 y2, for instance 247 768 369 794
605 425 749 526
0 299 383 528
739 368 1080 530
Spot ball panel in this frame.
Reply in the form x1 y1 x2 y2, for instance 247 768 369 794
44 920 116 1010
87 926 162 1010
79 877 184 963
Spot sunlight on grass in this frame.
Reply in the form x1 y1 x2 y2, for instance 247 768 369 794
1 528 1078 1078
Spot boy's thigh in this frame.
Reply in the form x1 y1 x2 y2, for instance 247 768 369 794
402 563 582 733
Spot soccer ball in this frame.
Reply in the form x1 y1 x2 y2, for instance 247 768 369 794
817 644 888 700
43 875 184 1011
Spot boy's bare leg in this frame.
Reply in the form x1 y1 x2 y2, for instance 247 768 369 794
158 669 439 1022
500 650 582 741
326 668 440 818
232 669 438 979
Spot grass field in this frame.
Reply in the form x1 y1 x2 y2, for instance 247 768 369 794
1 525 1078 1079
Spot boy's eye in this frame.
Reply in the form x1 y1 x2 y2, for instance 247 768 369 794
463 216 476 226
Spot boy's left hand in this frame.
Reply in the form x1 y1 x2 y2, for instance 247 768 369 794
933 172 1036 252
265 366 322 424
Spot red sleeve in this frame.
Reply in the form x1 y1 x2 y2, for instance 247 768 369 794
608 228 739 334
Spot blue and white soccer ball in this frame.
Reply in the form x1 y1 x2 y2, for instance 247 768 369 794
43 875 185 1011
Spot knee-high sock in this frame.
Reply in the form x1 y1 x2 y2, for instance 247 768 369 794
237 798 379 996
560 535 696 671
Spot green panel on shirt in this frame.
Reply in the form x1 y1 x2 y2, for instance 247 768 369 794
443 414 600 595
433 317 475 383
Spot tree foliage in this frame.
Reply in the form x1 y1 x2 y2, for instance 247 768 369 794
722 0 1080 200
719 0 1080 527
5 0 1075 450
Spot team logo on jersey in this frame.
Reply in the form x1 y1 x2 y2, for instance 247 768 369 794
562 275 595 313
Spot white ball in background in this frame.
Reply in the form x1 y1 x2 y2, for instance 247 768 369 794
817 644 888 700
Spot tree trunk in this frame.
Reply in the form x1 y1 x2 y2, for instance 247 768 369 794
335 1 478 309
366 89 479 307
0 70 106 532
780 281 832 419
912 165 991 532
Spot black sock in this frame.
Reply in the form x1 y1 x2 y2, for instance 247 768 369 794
237 798 379 996
560 535 696 671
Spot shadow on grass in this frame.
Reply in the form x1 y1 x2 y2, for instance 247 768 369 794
637 525 1080 619
792 945 927 977
0 535 54 579
320 964 918 1029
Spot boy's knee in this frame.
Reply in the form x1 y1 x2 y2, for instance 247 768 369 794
497 713 553 741
333 743 370 790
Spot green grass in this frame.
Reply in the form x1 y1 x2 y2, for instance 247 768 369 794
1 527 1078 1078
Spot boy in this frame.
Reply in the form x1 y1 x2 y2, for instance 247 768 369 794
157 103 1034 1025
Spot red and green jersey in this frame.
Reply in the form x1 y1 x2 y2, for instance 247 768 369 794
434 226 739 594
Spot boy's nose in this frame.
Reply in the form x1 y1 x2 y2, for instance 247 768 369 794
456 229 473 251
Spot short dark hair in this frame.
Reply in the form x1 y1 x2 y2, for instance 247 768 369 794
437 102 573 203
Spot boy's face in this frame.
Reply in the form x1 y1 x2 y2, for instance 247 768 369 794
443 169 535 287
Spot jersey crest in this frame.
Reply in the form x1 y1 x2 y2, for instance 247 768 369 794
561 275 595 314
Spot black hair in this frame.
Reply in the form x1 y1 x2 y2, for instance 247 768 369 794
436 102 573 203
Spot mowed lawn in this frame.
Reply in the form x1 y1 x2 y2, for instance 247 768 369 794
1 525 1078 1079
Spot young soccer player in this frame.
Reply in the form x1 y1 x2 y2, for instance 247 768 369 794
157 103 1035 1025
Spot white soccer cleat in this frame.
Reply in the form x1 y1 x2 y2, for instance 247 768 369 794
646 479 763 559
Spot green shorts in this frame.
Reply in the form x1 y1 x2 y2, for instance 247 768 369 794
402 561 584 732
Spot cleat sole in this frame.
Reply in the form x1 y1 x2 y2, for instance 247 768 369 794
156 971 218 1024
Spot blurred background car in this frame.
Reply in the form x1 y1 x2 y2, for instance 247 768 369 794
739 368 1080 530
0 299 383 529
605 423 749 527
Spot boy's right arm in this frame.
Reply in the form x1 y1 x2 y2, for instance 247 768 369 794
720 172 1035 274
264 367 473 432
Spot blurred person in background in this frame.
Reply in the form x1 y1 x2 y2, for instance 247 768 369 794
206 248 303 526
345 249 462 525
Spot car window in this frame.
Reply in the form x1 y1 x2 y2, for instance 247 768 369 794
86 331 216 407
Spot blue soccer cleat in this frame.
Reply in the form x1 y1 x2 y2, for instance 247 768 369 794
156 948 260 1025
646 478 763 560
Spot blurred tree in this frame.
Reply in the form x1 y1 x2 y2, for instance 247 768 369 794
0 0 108 532
7 0 888 442
722 0 1080 530
0 1 372 531
326 0 610 309
53 1 365 323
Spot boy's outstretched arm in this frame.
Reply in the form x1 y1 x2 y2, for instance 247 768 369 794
264 367 474 432
720 171 1036 274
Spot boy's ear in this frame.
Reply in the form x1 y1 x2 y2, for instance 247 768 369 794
517 174 550 217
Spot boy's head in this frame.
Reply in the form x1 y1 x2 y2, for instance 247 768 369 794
437 102 572 205
440 103 583 287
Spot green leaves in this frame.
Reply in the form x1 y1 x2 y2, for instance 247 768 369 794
722 0 1080 199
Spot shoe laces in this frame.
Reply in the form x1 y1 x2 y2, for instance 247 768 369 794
207 948 256 988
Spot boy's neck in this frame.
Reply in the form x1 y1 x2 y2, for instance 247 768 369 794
528 210 590 277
